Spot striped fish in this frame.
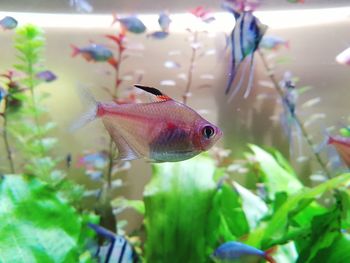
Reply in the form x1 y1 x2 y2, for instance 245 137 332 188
225 9 267 100
88 223 138 263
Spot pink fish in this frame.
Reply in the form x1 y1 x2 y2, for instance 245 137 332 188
328 136 350 168
72 85 222 162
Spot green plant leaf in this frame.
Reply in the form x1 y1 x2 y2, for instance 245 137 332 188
249 144 303 199
111 197 145 215
144 155 220 263
0 175 94 262
311 233 350 263
296 209 341 263
233 182 268 229
246 173 350 249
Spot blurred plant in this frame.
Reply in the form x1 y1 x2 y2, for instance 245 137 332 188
72 25 145 232
181 7 215 104
257 49 331 178
4 25 62 182
0 24 100 261
116 146 350 262
0 174 98 262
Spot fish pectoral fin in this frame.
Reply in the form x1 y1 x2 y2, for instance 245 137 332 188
134 84 172 102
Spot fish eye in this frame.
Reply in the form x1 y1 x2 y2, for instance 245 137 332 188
202 125 215 139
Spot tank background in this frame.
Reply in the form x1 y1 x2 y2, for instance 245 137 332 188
0 0 350 232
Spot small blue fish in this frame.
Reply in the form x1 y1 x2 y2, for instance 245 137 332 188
0 16 18 30
212 241 276 263
112 15 146 34
78 151 108 169
69 0 93 13
147 31 169 40
88 223 138 263
71 44 117 68
260 35 289 50
36 70 57 82
0 87 7 103
158 12 172 32
224 9 267 100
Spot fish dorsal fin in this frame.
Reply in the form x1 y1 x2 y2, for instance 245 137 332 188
134 84 171 102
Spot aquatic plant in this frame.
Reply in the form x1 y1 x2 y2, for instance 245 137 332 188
5 25 59 181
182 7 215 104
0 24 99 261
117 146 350 262
72 26 145 233
0 175 97 262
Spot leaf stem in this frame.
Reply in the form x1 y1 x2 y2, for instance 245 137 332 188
257 50 331 178
182 30 199 105
2 109 15 173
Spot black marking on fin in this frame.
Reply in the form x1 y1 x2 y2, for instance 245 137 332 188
134 84 163 96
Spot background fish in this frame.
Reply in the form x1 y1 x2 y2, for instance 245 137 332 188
147 31 169 40
69 0 93 13
328 135 350 168
0 87 7 103
225 10 268 99
71 44 117 68
112 15 146 34
0 16 18 30
36 70 57 82
158 12 172 32
71 85 222 162
212 241 276 263
88 223 137 263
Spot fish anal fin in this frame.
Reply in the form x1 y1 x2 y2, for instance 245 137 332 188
134 84 171 102
104 121 140 161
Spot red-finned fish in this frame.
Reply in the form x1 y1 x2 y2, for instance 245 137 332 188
212 241 276 263
328 135 350 168
224 9 268 100
336 47 350 66
0 16 18 30
112 14 146 34
71 85 222 162
71 44 117 68
260 35 289 50
158 11 172 32
190 6 215 23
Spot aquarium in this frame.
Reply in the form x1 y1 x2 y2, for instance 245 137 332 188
1 0 350 262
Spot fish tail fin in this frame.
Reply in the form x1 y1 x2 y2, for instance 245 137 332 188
264 247 277 263
265 254 276 263
69 84 100 132
225 62 236 94
70 44 80 57
107 57 118 69
111 13 119 26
